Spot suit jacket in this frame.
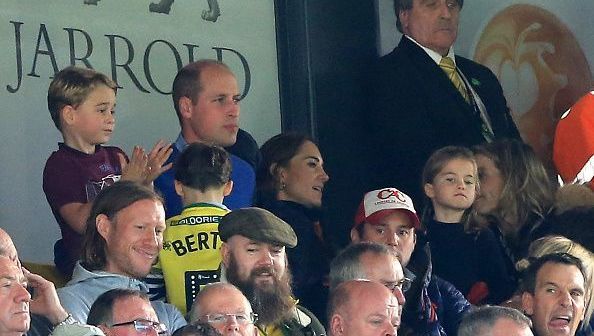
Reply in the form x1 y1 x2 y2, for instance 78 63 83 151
367 36 520 204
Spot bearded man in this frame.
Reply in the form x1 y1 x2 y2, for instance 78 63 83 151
218 208 325 336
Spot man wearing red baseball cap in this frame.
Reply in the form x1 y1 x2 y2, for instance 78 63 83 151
351 187 470 336
352 187 421 268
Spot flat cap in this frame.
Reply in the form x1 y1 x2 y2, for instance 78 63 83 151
219 207 298 248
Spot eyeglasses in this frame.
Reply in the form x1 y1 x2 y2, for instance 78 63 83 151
109 319 168 335
202 312 258 325
384 277 412 293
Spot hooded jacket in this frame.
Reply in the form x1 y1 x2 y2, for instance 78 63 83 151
57 262 186 333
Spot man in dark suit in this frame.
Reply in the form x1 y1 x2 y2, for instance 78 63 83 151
368 0 520 205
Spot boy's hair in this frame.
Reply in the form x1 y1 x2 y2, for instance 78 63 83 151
421 145 478 228
47 66 117 131
175 142 231 192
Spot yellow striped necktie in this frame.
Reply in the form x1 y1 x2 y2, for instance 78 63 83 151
439 56 469 103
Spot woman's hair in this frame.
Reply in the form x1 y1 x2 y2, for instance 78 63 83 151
471 139 554 235
256 133 312 203
421 146 478 230
517 236 594 327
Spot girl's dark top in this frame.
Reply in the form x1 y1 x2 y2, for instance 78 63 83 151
425 218 517 304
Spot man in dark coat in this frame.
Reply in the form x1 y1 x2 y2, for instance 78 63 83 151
368 0 520 204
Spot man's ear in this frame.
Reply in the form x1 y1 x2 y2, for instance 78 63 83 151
223 180 233 197
221 242 230 267
350 227 361 243
330 314 345 336
399 9 410 32
424 183 435 199
178 96 194 119
96 214 112 240
521 292 535 316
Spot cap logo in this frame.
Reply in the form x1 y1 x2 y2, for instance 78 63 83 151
377 188 406 202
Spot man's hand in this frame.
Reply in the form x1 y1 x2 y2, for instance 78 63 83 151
23 268 69 325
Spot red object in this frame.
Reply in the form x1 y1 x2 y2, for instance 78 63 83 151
554 91 594 190
467 281 489 305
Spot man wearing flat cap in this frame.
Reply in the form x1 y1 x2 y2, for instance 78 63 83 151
218 207 325 336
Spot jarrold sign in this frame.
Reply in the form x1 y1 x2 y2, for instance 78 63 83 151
0 0 280 263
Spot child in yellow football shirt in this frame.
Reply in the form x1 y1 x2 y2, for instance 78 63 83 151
153 142 233 315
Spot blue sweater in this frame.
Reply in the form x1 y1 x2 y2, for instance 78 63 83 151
155 129 259 218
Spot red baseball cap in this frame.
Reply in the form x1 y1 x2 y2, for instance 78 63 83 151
353 187 421 229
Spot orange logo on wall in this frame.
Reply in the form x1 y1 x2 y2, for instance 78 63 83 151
474 4 591 167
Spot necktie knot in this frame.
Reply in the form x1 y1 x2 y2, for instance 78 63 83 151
439 56 456 73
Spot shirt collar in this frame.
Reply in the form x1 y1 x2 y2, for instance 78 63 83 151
174 133 188 152
405 35 456 65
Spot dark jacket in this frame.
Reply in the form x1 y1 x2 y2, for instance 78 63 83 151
401 239 471 336
155 128 260 218
260 200 331 323
368 36 520 204
425 219 516 304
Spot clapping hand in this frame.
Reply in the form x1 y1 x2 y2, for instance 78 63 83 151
119 140 172 185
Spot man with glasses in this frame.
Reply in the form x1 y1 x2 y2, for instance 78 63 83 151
88 289 167 336
329 242 409 313
351 188 470 336
188 283 257 336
